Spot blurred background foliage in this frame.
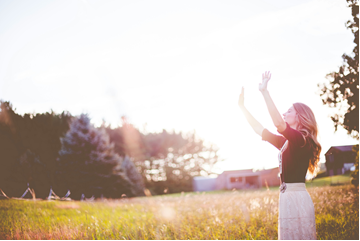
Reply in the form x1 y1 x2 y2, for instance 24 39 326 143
0 100 222 199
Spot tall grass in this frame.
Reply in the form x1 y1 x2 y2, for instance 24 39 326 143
0 184 358 239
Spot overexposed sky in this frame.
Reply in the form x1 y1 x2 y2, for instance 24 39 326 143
0 0 357 173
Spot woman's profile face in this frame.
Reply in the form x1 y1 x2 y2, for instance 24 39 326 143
283 106 298 128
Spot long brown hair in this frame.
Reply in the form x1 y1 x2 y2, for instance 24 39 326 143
293 103 322 175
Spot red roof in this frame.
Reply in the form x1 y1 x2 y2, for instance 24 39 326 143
221 167 278 176
222 169 254 175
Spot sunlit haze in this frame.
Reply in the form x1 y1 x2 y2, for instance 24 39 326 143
0 0 357 173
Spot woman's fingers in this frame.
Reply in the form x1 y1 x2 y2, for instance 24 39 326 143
262 71 271 82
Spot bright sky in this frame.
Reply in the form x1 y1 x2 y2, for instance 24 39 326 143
0 0 358 173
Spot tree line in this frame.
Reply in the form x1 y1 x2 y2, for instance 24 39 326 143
0 101 221 199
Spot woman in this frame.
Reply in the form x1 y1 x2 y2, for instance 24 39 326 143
238 71 321 240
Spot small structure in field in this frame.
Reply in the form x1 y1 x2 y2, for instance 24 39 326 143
325 145 358 176
193 167 279 191
192 176 217 192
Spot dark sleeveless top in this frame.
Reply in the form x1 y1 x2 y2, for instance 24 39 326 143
262 123 312 183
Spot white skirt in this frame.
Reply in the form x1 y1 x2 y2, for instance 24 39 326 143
278 183 316 240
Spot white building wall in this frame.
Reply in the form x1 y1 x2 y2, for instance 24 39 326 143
193 177 217 192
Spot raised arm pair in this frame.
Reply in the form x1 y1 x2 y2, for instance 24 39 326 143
238 71 286 136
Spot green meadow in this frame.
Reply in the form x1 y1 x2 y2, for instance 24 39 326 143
0 175 358 240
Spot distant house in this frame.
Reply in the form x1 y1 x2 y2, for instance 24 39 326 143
325 145 358 176
193 167 279 192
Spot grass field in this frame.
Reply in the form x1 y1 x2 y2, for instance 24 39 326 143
0 176 358 240
306 173 352 187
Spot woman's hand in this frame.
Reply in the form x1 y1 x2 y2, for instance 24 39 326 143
259 71 271 93
237 86 265 136
238 86 245 109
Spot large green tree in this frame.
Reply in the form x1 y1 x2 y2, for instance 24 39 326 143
319 0 359 186
58 114 134 199
318 0 359 139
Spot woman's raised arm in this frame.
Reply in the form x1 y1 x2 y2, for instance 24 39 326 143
238 87 264 136
259 71 286 132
